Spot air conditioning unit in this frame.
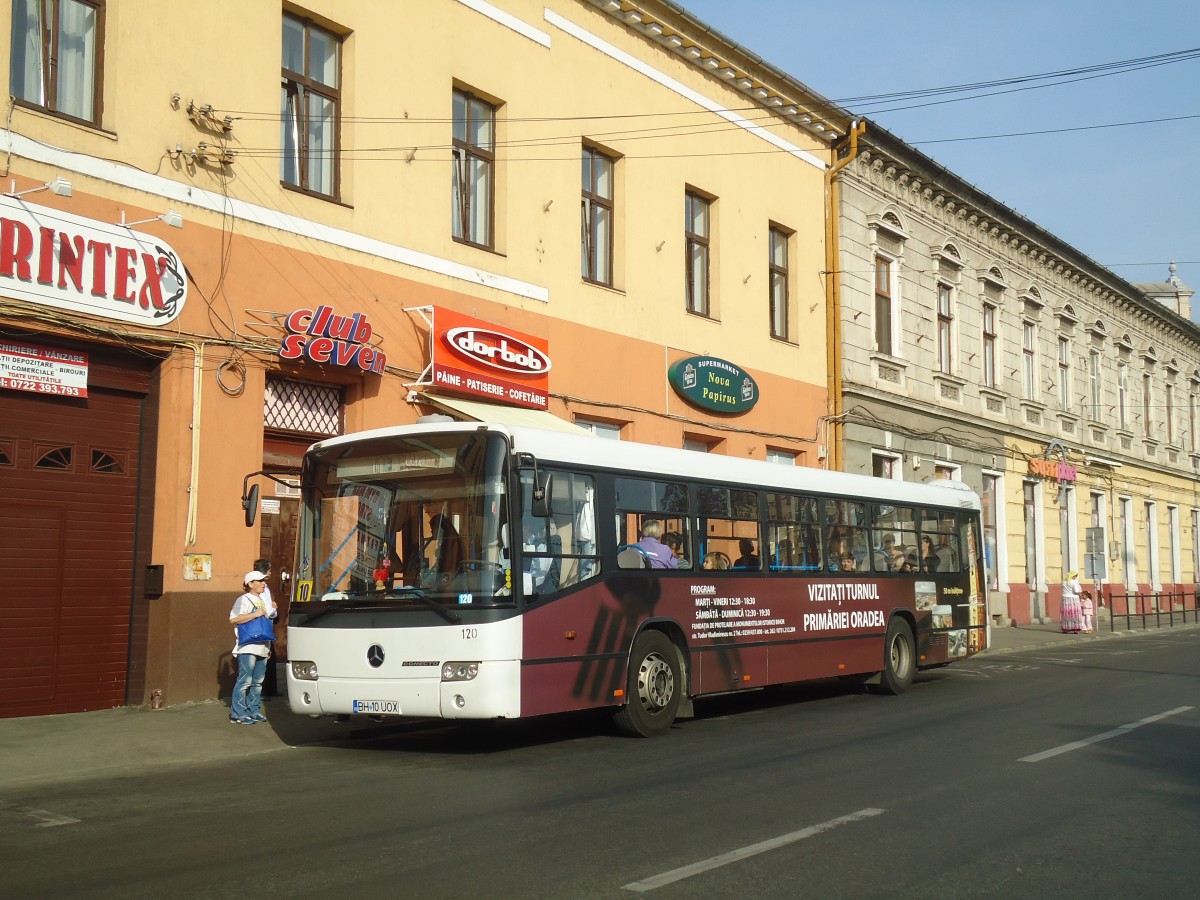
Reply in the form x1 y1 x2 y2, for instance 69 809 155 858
275 477 301 499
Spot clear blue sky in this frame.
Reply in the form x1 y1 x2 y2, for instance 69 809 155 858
681 0 1200 319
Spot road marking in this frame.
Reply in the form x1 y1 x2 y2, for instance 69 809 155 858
1022 656 1082 663
0 800 80 828
1019 706 1194 763
622 807 885 892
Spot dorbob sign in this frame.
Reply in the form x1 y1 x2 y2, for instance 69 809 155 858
432 306 550 409
668 354 759 414
0 195 187 326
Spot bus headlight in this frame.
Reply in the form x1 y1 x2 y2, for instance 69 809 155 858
291 660 319 681
441 662 479 682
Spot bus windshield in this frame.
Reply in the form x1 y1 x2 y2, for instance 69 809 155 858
297 431 511 608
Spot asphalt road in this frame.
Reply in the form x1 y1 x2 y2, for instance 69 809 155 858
3 630 1198 899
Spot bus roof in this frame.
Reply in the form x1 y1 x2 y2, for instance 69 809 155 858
309 421 981 511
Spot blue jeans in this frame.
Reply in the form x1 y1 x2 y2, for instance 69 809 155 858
231 653 268 719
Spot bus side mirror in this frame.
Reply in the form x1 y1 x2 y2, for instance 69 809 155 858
243 483 260 527
531 472 552 519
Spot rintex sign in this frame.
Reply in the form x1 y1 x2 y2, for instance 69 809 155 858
432 306 550 409
0 194 187 326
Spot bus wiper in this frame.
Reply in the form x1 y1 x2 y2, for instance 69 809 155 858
301 586 460 623
391 587 462 623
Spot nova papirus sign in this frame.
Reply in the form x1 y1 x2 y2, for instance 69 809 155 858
668 354 758 414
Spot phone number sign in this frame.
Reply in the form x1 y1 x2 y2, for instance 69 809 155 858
0 341 88 398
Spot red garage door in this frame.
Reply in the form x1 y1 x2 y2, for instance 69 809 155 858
0 352 153 717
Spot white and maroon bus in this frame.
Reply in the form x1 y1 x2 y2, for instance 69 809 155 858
284 421 988 737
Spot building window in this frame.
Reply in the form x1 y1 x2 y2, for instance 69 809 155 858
1120 496 1134 587
768 226 790 340
1143 373 1153 438
1022 322 1037 401
264 377 343 436
1023 480 1040 589
1192 508 1200 582
281 13 341 198
684 191 710 316
1057 337 1071 409
452 88 496 249
936 283 953 374
1190 391 1197 451
574 417 621 440
1168 504 1180 584
1165 382 1175 444
982 474 1000 590
1145 500 1159 587
581 146 614 286
871 452 900 479
1117 361 1128 429
1059 484 1076 578
1089 351 1102 420
766 448 796 466
981 302 997 389
10 0 103 125
874 256 893 354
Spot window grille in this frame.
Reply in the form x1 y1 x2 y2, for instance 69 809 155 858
264 378 343 436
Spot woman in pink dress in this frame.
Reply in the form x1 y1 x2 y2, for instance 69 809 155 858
1060 572 1083 633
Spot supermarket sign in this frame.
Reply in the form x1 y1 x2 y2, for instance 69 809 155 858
0 340 88 398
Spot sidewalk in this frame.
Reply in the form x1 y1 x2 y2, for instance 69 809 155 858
3 619 1198 793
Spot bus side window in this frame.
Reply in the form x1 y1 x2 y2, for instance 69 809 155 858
521 471 600 596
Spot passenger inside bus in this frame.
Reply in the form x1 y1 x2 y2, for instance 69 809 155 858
839 553 857 573
428 513 465 582
636 519 679 569
663 531 690 567
733 539 760 570
702 551 730 570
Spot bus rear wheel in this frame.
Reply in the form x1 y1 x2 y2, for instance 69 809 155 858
614 631 681 738
872 617 915 695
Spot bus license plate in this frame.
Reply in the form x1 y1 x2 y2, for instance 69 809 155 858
352 700 400 714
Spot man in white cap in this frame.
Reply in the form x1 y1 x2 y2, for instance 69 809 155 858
228 570 277 724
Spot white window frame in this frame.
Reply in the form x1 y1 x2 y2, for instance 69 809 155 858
982 471 1007 593
574 417 622 440
874 253 898 356
1057 336 1071 409
1119 496 1136 588
1145 500 1160 590
1168 504 1180 585
1022 321 1037 401
765 448 796 466
870 450 902 480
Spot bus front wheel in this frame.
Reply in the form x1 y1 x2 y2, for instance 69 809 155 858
614 631 681 737
873 617 915 695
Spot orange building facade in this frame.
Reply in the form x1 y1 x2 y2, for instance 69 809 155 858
0 0 852 714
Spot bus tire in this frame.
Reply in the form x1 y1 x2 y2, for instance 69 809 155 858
874 617 915 695
614 631 681 738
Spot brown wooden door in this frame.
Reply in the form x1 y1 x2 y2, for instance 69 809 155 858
0 384 145 716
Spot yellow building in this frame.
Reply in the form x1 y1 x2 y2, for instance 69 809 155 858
0 0 851 714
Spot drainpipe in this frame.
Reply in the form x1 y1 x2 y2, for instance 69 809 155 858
824 120 866 472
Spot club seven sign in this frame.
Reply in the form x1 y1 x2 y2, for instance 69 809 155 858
0 195 187 326
668 354 759 414
431 306 550 409
278 305 386 374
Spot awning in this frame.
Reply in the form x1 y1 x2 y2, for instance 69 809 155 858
421 393 591 435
